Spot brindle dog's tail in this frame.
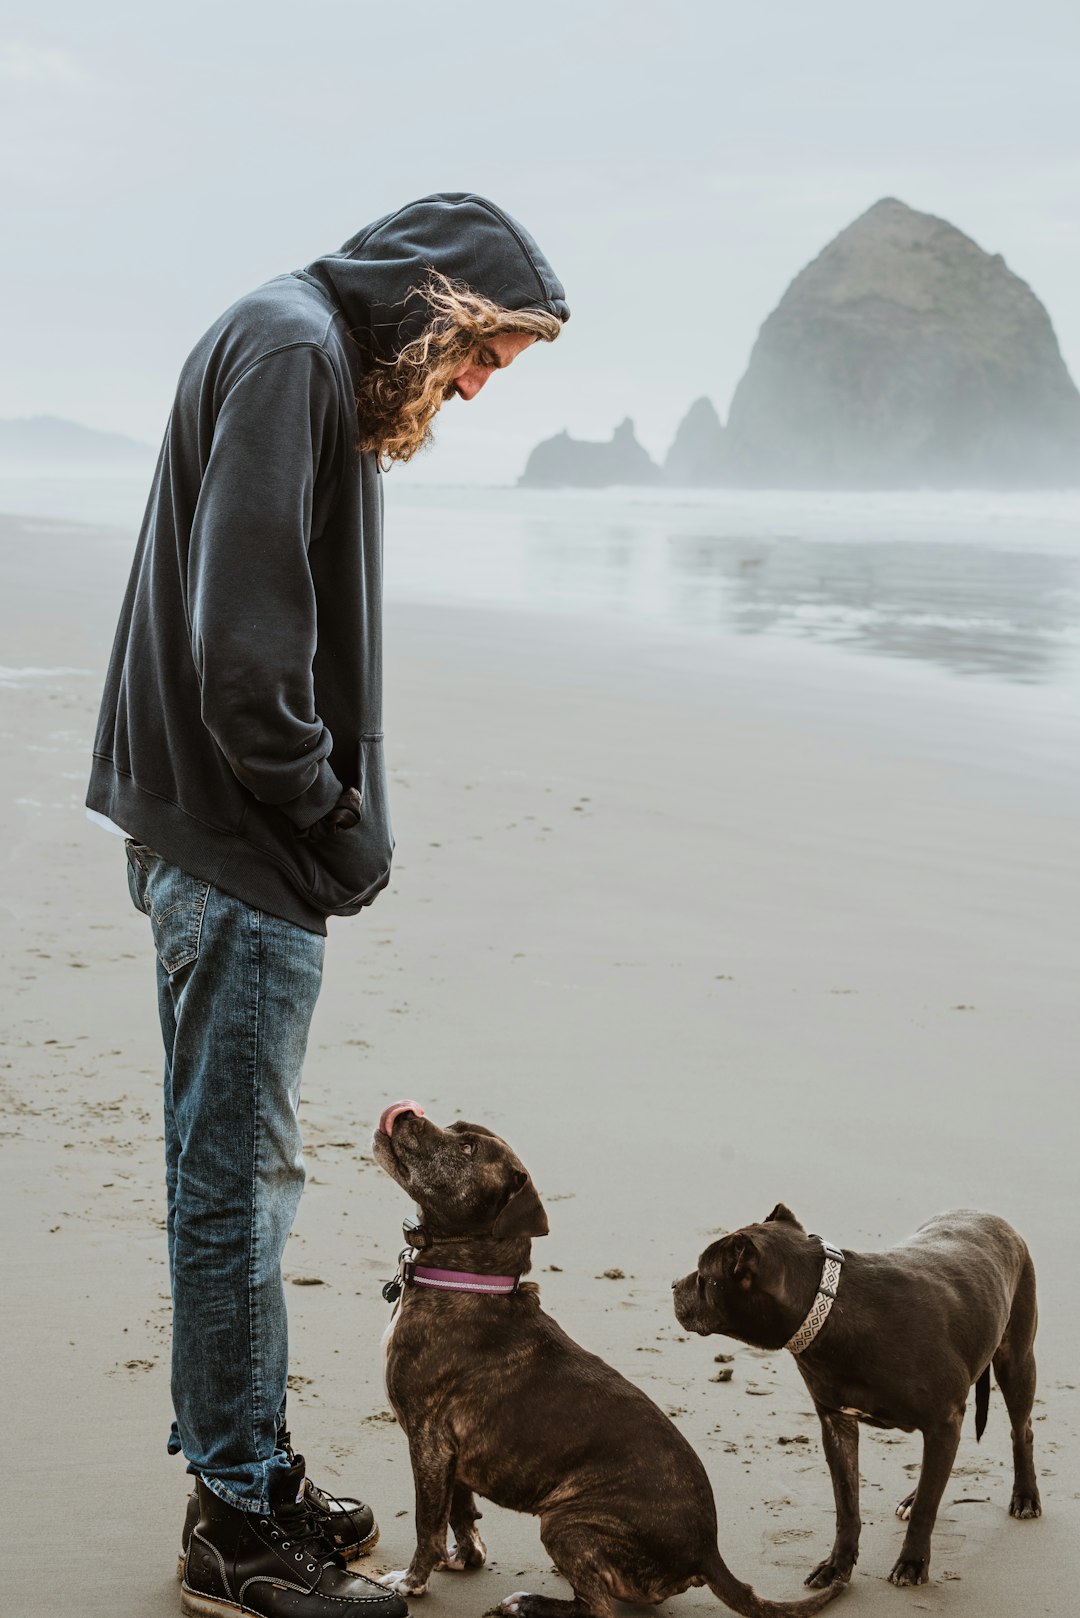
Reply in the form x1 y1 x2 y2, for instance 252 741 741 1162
974 1364 991 1440
704 1549 844 1616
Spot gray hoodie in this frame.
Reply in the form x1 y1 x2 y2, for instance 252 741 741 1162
87 193 568 933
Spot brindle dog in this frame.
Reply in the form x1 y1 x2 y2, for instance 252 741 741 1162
673 1205 1041 1590
371 1105 843 1618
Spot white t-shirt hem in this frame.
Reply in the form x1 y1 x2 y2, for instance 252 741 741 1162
86 808 131 839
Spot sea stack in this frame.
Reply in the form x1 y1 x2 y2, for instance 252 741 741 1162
517 417 661 488
663 397 725 485
723 198 1080 488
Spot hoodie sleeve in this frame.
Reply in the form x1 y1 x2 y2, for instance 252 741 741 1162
187 343 346 828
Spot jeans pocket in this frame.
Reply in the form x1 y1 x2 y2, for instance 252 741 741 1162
125 841 151 916
127 845 212 973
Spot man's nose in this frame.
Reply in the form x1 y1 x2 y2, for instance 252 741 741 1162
453 369 489 402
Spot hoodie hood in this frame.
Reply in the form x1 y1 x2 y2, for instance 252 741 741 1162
303 192 569 360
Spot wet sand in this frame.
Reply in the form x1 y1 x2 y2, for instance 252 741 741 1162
1 513 1078 1615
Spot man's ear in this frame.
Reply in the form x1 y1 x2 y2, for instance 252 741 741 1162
724 1232 759 1287
765 1203 804 1229
492 1170 549 1239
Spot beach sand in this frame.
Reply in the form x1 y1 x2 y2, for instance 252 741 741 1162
2 512 1078 1616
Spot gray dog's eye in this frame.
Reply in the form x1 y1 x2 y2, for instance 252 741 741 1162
460 1140 476 1156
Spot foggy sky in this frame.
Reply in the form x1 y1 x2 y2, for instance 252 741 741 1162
3 0 1079 484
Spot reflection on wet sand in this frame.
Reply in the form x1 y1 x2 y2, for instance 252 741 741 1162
666 532 1080 684
4 474 1077 693
516 509 1080 688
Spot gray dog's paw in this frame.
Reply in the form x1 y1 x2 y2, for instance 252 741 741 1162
1009 1488 1042 1520
380 1570 428 1597
888 1556 929 1587
895 1490 916 1522
805 1558 853 1589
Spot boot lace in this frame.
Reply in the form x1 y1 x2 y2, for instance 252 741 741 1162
277 1430 365 1556
259 1497 343 1571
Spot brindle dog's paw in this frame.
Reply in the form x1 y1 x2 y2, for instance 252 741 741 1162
496 1592 534 1615
438 1534 487 1571
805 1558 853 1589
381 1570 428 1597
888 1556 929 1587
895 1490 915 1521
1009 1487 1042 1520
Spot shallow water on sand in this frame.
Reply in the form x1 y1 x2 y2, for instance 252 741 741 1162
385 485 1080 692
382 485 1080 790
3 475 1078 785
5 475 1078 687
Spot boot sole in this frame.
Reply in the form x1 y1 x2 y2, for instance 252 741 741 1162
181 1590 246 1618
176 1523 379 1582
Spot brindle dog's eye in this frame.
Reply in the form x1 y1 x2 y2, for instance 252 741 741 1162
460 1139 476 1156
696 1272 706 1296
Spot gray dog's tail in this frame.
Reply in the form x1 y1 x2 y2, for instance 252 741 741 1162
974 1365 990 1441
705 1550 844 1617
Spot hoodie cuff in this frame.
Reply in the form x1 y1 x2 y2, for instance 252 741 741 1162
278 758 345 830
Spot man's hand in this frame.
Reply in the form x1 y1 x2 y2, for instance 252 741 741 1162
299 787 362 842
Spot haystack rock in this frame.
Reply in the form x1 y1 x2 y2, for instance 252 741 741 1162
723 198 1080 488
663 396 725 485
518 417 660 488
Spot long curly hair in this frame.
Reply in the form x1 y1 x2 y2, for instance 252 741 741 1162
355 272 563 466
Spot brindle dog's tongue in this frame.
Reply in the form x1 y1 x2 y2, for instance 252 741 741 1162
379 1100 425 1136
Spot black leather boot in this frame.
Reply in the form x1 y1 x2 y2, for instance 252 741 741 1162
179 1453 377 1574
181 1460 406 1618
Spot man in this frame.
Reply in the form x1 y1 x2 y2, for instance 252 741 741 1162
87 192 568 1618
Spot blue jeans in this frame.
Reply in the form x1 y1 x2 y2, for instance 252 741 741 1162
125 843 325 1513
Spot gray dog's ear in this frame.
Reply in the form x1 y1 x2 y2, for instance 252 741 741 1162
765 1203 804 1229
492 1170 549 1239
726 1232 759 1287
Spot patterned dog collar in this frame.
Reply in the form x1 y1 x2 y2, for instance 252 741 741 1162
784 1238 844 1355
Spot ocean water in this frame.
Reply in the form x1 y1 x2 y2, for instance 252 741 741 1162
2 473 1078 782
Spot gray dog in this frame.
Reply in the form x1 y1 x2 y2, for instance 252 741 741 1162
372 1105 843 1618
672 1206 1040 1589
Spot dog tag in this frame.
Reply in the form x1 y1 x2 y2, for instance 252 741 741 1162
402 1216 431 1250
382 1276 403 1303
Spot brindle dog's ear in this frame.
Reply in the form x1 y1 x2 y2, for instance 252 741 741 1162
448 1120 500 1140
765 1203 804 1229
492 1170 549 1239
725 1232 759 1288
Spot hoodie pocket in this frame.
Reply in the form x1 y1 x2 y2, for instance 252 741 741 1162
305 734 394 916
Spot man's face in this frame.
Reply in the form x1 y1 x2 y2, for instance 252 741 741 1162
446 331 537 402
